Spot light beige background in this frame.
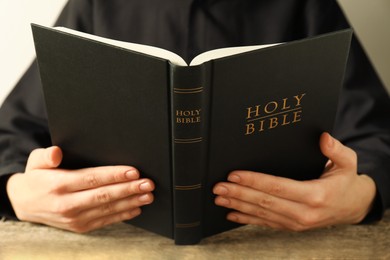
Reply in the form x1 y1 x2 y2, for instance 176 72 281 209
0 0 389 105
338 0 390 93
0 0 68 105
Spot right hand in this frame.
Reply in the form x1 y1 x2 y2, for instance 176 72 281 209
6 146 154 233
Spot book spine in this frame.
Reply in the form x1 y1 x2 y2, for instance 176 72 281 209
170 64 207 245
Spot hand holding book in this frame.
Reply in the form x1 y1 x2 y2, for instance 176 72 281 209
6 146 155 233
6 132 375 234
213 133 376 230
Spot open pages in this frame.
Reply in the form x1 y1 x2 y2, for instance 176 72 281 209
55 27 280 66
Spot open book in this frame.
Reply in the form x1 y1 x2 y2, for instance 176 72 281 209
32 24 352 245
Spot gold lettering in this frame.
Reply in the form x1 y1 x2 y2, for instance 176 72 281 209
264 101 278 114
281 113 290 126
176 109 202 124
269 117 278 129
292 110 302 123
176 109 201 116
293 93 306 106
244 93 306 135
281 98 291 110
246 105 261 119
245 123 255 135
258 120 265 132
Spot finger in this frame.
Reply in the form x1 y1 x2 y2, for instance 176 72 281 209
82 208 142 233
56 208 142 233
62 178 155 213
222 170 318 204
215 195 295 226
216 196 321 231
214 182 311 221
76 192 153 223
63 166 142 192
319 132 357 170
226 211 285 230
26 146 63 172
226 211 312 232
215 194 305 230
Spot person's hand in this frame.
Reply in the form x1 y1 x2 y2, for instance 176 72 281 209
6 146 154 233
213 132 376 231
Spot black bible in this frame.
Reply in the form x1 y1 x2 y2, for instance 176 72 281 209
32 24 352 244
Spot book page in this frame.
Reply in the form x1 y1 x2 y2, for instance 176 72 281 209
189 43 281 66
54 27 281 66
54 27 188 66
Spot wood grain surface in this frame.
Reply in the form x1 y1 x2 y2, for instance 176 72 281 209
1 210 389 259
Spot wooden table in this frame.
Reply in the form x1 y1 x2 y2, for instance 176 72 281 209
1 210 390 259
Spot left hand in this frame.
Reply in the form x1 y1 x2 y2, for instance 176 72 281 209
213 132 376 231
7 146 155 233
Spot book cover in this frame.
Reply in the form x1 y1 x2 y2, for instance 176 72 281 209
31 24 352 244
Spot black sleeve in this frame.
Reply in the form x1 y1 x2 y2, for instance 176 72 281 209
334 37 390 222
305 0 390 222
0 0 94 218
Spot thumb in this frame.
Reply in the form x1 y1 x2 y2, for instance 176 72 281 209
319 132 357 170
25 146 63 172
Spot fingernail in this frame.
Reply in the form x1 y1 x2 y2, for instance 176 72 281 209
215 196 230 206
214 185 228 195
129 208 141 218
227 213 238 222
138 194 151 203
327 134 335 149
126 170 139 179
228 174 241 183
46 147 58 166
139 182 152 191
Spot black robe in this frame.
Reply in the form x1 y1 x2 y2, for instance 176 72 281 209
1 0 389 222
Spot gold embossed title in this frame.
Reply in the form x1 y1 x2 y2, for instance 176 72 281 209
245 93 306 135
